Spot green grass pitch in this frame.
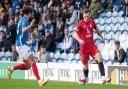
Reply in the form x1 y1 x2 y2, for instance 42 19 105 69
0 78 127 89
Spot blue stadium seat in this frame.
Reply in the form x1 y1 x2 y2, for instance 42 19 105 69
5 51 11 61
101 30 107 35
121 30 128 35
112 11 118 17
124 17 128 23
100 12 106 18
98 18 105 25
122 22 128 28
111 17 118 24
95 38 101 45
53 52 61 62
50 52 54 60
106 11 112 18
105 18 111 24
114 30 121 36
108 38 115 44
105 33 111 39
117 17 124 24
56 43 63 50
104 38 109 43
118 11 124 17
119 25 125 31
67 53 74 61
104 24 111 32
0 51 6 61
95 19 99 24
60 52 67 61
108 30 114 34
56 59 63 63
74 53 80 61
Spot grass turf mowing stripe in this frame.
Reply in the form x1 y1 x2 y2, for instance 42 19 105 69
0 78 127 89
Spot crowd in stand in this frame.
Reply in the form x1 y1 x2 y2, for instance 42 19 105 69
0 0 128 62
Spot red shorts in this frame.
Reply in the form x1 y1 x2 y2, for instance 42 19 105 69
80 44 100 65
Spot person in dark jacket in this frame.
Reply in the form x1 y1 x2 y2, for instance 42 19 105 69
112 41 126 64
39 30 55 52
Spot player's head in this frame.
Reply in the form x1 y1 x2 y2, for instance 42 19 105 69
83 8 90 22
115 40 120 49
22 6 33 19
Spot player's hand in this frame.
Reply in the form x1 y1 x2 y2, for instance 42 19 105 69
30 19 36 26
79 40 85 45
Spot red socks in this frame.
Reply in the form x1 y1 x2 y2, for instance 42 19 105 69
13 63 40 80
14 64 28 70
31 63 40 80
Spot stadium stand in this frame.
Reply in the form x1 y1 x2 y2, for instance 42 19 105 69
0 0 128 65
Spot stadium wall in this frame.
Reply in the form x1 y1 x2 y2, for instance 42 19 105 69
0 62 128 84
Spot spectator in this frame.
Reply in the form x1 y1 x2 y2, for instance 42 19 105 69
15 5 20 16
99 0 108 9
1 0 11 10
4 32 12 51
0 31 4 51
47 17 54 35
123 0 128 17
55 18 64 43
113 0 123 12
70 38 79 53
8 18 17 44
61 28 73 53
39 30 55 52
74 0 83 11
107 0 114 11
55 5 65 22
40 5 49 23
38 45 51 63
89 0 104 19
111 41 126 64
49 5 56 20
1 9 9 26
0 3 4 13
11 44 19 61
27 32 38 56
67 6 79 32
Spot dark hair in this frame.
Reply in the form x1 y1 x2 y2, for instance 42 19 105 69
40 45 45 49
115 41 120 45
22 6 33 15
83 8 90 13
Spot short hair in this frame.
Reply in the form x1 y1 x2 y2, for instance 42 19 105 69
115 41 120 45
22 6 33 15
40 45 45 49
83 8 90 13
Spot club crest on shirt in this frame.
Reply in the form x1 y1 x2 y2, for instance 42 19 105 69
90 24 92 28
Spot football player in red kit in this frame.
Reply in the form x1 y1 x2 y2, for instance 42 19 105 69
74 8 110 84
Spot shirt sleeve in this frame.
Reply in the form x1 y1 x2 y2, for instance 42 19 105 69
22 19 29 29
92 20 97 29
74 21 81 33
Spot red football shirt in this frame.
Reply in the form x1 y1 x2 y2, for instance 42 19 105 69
75 19 97 46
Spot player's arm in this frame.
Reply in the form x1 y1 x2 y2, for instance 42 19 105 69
23 19 36 33
95 28 104 41
74 29 84 45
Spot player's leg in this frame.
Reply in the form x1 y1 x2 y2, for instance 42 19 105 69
25 54 48 86
7 61 30 79
79 47 89 84
90 45 111 84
